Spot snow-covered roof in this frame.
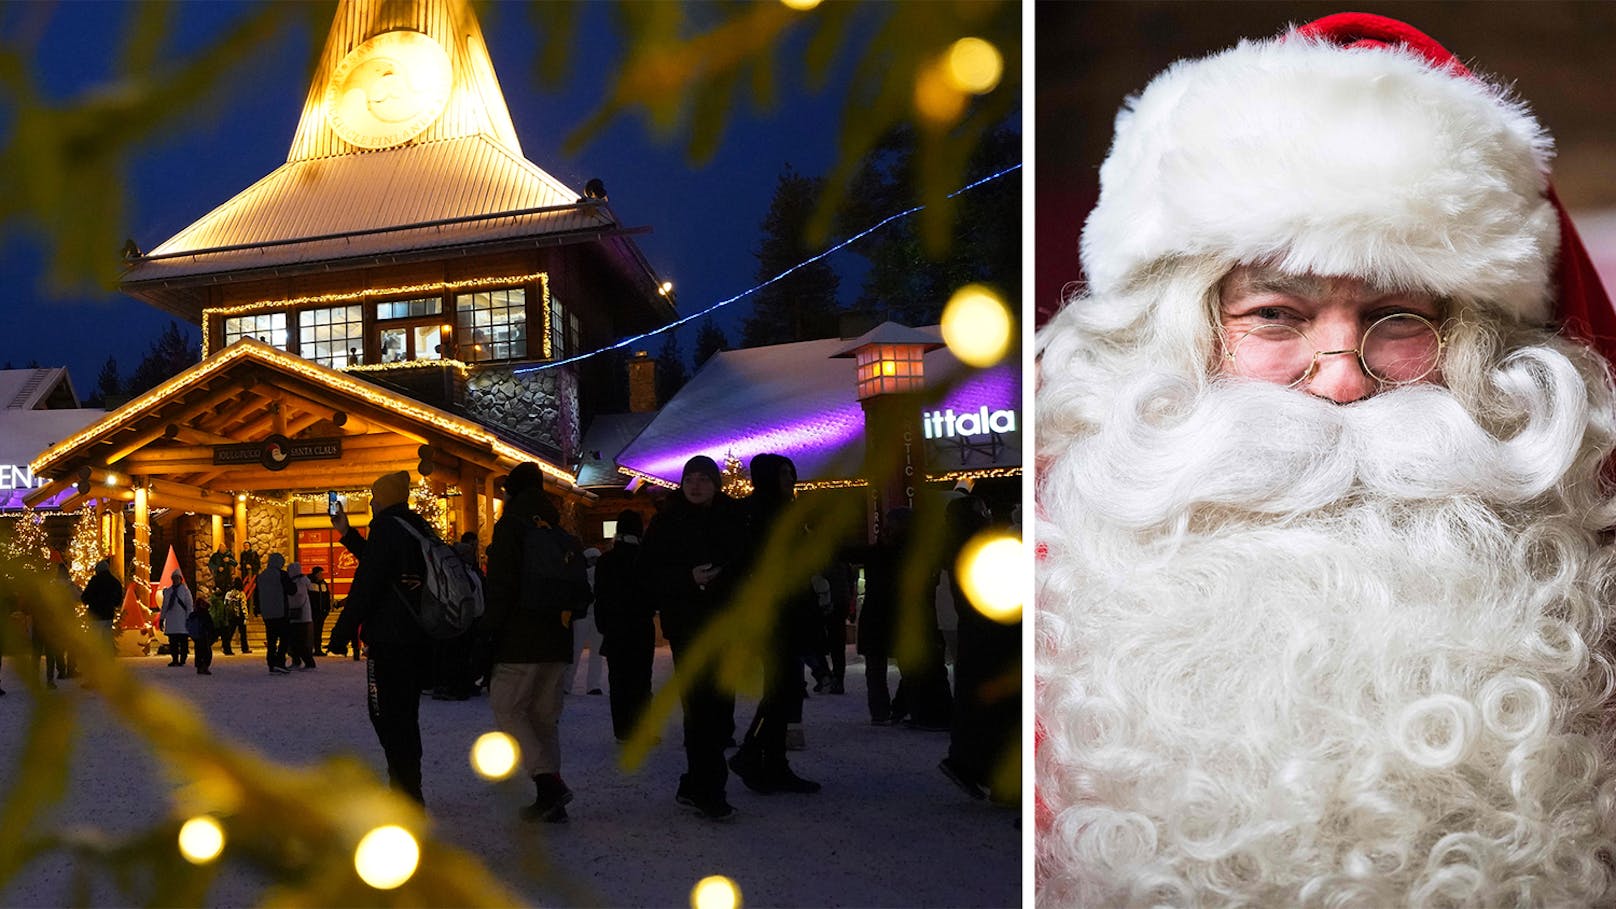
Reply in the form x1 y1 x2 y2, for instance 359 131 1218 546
615 329 1021 486
576 412 657 488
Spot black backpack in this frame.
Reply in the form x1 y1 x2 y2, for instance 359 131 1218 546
393 518 485 639
519 519 591 616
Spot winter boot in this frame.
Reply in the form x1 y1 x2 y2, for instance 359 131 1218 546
523 773 573 823
727 743 775 794
766 757 821 794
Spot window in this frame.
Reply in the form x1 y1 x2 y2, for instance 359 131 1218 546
297 305 364 368
548 294 579 360
223 312 288 349
456 287 527 362
375 297 447 362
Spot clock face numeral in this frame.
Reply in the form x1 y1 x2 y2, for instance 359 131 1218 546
326 29 453 150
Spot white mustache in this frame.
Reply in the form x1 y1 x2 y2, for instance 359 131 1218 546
1062 346 1591 531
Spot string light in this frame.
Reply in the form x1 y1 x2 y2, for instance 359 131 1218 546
353 825 419 890
514 164 1021 376
200 273 549 354
470 731 520 781
177 816 226 864
32 340 581 491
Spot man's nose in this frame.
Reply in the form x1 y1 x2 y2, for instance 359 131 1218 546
1305 347 1375 403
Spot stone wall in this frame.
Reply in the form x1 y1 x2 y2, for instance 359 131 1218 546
247 500 290 565
464 365 578 462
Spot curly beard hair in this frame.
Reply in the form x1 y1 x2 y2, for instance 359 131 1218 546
1036 275 1616 907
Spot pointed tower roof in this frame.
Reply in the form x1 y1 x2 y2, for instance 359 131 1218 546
122 0 666 322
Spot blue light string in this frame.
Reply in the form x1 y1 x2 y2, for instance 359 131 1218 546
512 162 1022 375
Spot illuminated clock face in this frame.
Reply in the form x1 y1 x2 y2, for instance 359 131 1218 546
325 29 452 150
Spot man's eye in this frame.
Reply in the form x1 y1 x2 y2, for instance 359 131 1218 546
1254 306 1289 321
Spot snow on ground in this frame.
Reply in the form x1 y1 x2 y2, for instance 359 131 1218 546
0 647 1021 908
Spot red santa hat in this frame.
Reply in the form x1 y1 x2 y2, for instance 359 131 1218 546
1080 12 1616 360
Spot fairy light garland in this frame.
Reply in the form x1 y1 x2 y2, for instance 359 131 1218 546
513 163 1021 376
200 273 549 355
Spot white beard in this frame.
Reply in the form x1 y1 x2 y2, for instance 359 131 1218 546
1037 335 1616 906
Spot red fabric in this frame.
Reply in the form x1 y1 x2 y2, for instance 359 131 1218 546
1296 13 1616 373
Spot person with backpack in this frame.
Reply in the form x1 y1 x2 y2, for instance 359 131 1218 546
480 462 589 822
329 470 438 805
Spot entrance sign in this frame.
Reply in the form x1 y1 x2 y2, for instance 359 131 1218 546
213 435 343 471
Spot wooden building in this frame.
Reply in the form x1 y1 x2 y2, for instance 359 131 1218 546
27 0 672 596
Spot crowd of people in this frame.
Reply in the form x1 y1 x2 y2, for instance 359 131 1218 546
2 457 1020 826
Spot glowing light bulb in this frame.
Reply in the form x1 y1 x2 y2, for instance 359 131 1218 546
780 0 820 9
177 816 225 864
659 281 674 295
354 825 420 890
956 533 1024 623
945 37 1003 94
691 875 742 909
470 731 520 781
941 284 1013 367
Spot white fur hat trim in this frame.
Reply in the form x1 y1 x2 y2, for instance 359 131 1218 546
1080 34 1558 321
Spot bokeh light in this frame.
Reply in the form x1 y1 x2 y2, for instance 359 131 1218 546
779 0 821 9
471 730 521 781
691 875 743 909
945 37 1003 94
914 63 966 124
177 816 225 864
956 533 1025 623
941 284 1013 367
354 825 420 890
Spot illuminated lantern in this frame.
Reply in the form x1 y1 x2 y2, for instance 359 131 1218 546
832 322 944 532
832 322 943 400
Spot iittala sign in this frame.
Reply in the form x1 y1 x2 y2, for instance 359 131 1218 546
920 405 1018 440
0 463 73 510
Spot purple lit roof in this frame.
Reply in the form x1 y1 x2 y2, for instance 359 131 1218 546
614 329 1021 485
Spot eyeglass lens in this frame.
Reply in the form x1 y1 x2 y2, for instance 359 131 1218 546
1229 314 1441 387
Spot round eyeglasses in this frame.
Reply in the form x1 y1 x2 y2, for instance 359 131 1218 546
1222 312 1445 388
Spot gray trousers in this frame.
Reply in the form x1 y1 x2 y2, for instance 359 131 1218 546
490 662 568 777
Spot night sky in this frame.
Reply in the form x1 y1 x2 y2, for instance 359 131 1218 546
0 2 882 393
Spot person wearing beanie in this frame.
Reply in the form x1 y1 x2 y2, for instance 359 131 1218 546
1038 14 1616 905
728 453 822 795
592 510 653 742
327 470 437 805
641 454 746 820
481 466 586 822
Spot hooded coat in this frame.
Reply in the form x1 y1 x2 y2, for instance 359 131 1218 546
255 553 290 621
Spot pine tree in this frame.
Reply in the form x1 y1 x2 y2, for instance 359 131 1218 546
693 317 730 371
841 124 1021 326
126 322 199 397
84 355 121 408
5 510 51 577
741 166 842 347
654 332 689 405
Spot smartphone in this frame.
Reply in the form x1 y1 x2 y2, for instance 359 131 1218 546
328 491 340 516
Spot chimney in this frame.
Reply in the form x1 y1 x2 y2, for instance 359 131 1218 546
628 351 657 413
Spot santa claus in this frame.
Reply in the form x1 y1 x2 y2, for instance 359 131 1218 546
1037 13 1616 906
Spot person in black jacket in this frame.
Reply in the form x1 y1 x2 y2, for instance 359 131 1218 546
481 462 583 822
593 510 653 742
641 455 746 820
81 560 122 654
328 470 434 805
728 453 821 794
